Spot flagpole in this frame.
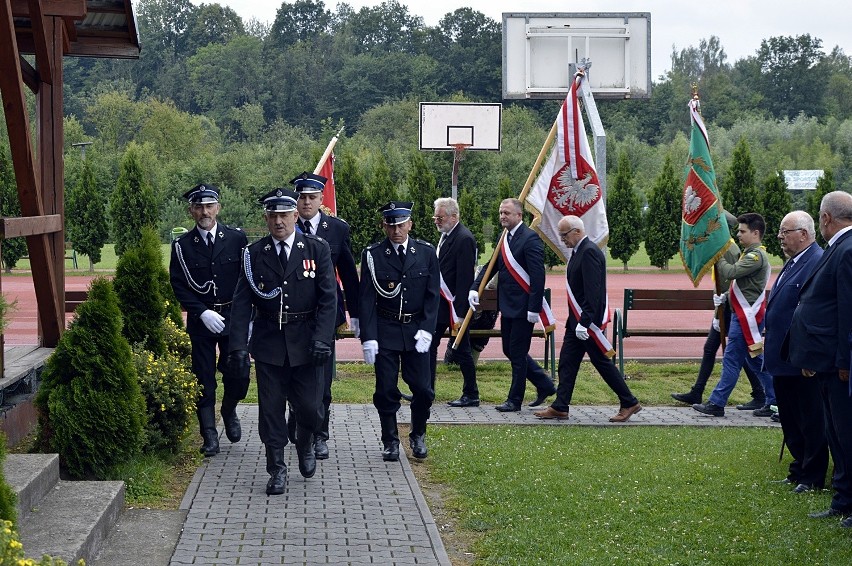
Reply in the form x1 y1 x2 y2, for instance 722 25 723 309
314 125 345 174
451 117 559 349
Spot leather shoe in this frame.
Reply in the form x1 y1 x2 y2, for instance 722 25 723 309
736 398 765 411
533 406 569 420
400 392 413 402
770 413 781 423
693 402 725 417
266 471 286 495
794 483 819 493
448 396 480 407
809 508 846 519
771 477 795 485
671 391 701 405
529 387 557 407
382 441 400 462
609 403 642 422
314 438 329 460
841 515 852 528
409 433 428 459
495 401 521 412
752 405 776 417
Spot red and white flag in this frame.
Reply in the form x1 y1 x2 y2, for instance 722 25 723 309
318 152 337 215
526 69 608 260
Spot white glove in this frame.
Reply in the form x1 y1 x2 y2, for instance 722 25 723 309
712 318 720 332
575 323 589 341
713 293 727 308
350 318 360 339
414 329 433 353
362 340 378 365
526 311 539 324
468 290 480 310
200 309 225 333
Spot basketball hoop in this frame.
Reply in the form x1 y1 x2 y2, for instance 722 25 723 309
452 143 472 162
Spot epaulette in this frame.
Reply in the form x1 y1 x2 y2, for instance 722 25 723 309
247 237 268 250
175 230 192 243
366 242 382 250
414 238 434 248
221 224 243 232
304 233 322 242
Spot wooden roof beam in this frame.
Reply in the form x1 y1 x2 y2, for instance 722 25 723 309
10 0 85 18
0 215 62 239
19 54 38 92
26 0 53 84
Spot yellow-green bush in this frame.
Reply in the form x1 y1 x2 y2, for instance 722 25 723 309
0 520 83 565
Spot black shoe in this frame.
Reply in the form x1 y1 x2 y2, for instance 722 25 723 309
295 428 316 478
771 477 795 485
841 515 852 528
448 396 480 407
314 438 329 460
809 508 846 519
752 405 775 417
736 398 765 411
794 483 819 494
529 388 556 407
495 401 521 412
770 413 781 423
382 441 400 462
692 402 725 417
409 433 428 459
266 471 286 495
400 392 413 402
221 405 242 443
671 391 701 405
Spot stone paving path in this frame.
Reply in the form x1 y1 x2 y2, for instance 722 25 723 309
171 403 778 565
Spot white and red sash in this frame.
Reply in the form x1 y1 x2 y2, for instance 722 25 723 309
729 280 767 357
500 236 557 332
439 273 459 332
565 281 615 358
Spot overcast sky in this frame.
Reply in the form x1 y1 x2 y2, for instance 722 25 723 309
192 0 846 80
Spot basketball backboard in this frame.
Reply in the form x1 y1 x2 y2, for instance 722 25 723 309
503 12 651 100
419 102 502 151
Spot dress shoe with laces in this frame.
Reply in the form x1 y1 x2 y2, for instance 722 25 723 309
752 405 776 417
529 387 557 407
809 508 846 519
693 402 725 417
736 398 765 411
794 483 819 494
533 406 570 420
314 438 329 460
609 403 642 422
448 396 480 407
671 391 701 405
495 401 521 412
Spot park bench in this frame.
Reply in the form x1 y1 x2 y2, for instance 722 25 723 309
612 288 714 375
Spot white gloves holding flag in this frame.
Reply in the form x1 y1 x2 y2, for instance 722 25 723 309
468 290 480 311
350 318 360 339
712 293 727 308
575 323 589 341
712 318 720 332
362 340 378 365
200 310 225 334
526 311 540 324
414 329 432 353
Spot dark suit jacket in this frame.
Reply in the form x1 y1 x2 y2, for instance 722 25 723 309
169 224 247 337
565 236 608 330
437 222 477 324
229 232 336 368
764 242 823 375
787 229 852 372
311 211 359 324
473 223 545 319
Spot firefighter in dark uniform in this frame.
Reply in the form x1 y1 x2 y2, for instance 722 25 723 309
285 171 360 460
228 188 336 495
359 201 440 461
169 184 248 457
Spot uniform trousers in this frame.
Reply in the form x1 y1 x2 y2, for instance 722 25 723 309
190 331 249 409
373 347 434 426
255 359 323 449
501 317 553 405
817 372 852 512
773 373 828 487
316 341 336 442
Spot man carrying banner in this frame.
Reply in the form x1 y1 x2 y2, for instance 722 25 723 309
469 198 556 412
534 215 641 422
693 213 775 417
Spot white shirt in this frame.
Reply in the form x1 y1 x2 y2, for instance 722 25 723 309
199 223 218 245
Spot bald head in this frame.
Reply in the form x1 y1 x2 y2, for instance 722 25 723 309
819 191 852 240
778 210 815 259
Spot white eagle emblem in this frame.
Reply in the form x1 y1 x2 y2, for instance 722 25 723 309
552 170 600 211
683 186 702 215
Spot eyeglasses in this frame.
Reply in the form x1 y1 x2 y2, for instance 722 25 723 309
432 215 446 221
559 228 580 238
777 228 804 237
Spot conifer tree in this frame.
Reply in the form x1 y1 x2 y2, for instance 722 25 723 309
0 150 27 272
721 137 761 216
807 169 836 246
645 154 682 269
761 171 793 259
336 152 368 256
66 158 109 271
606 151 643 270
459 188 484 262
109 144 158 257
407 151 440 243
363 154 398 247
34 277 145 479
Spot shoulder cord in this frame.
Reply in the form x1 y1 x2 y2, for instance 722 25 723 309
242 247 282 299
366 250 402 299
175 241 217 296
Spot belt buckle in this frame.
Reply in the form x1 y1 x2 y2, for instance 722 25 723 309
400 313 412 324
279 311 289 325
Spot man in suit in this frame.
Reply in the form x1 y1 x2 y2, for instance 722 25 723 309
787 191 852 526
764 210 827 493
228 188 336 495
430 197 480 407
170 184 248 457
359 201 440 461
287 171 360 460
534 215 642 422
469 198 555 412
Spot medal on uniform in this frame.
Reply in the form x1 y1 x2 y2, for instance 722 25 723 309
310 259 316 278
389 282 395 289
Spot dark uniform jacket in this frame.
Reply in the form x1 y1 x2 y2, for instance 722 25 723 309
437 222 477 325
359 238 440 351
169 224 247 337
310 211 359 326
229 233 336 368
565 236 607 330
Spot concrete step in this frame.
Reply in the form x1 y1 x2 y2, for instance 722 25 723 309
90 509 186 566
3 453 60 521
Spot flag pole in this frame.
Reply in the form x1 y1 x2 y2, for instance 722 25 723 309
314 125 345 174
451 117 560 349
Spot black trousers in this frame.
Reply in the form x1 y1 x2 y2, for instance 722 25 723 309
692 306 764 398
817 372 852 512
430 318 478 399
190 332 249 410
374 347 434 432
773 373 828 487
553 327 638 411
255 358 323 449
500 317 553 405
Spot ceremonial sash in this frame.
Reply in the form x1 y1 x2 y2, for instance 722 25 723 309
439 273 459 332
729 280 767 357
500 237 557 332
565 281 615 358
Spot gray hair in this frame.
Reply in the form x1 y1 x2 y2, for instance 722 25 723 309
821 191 852 221
782 210 815 238
500 198 523 214
434 197 459 217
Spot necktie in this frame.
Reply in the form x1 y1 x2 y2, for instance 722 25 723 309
777 260 792 283
437 234 445 257
397 244 405 262
279 242 288 268
302 220 311 234
206 232 214 248
507 231 513 244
